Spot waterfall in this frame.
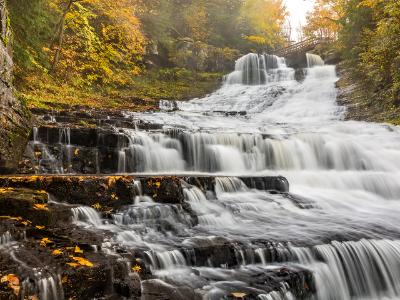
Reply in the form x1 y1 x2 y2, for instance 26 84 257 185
215 177 247 195
36 274 63 300
0 231 12 246
34 51 400 299
225 53 294 85
291 239 400 299
183 183 236 226
71 207 103 227
306 53 325 68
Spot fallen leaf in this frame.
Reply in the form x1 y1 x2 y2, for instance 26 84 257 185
52 249 63 256
40 237 53 247
33 204 48 211
131 265 142 273
7 275 19 286
1 274 20 296
35 225 45 230
74 246 83 254
231 292 247 298
70 256 94 267
92 203 102 210
66 262 80 268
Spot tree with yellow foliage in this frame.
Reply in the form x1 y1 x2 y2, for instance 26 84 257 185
303 0 343 39
239 0 287 50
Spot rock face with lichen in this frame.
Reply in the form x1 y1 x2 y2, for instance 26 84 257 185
0 0 30 174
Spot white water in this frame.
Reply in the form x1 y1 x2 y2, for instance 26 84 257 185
70 53 400 298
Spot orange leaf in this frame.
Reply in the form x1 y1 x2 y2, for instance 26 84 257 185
33 204 48 211
52 249 63 256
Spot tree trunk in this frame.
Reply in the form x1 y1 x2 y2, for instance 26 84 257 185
51 0 76 73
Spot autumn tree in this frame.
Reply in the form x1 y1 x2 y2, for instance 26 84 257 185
239 0 287 51
303 0 342 39
306 0 400 104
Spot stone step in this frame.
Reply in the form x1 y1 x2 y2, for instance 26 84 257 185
0 175 289 209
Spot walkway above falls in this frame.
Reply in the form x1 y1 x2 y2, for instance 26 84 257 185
274 37 333 68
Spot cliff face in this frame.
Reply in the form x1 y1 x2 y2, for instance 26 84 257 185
0 0 30 174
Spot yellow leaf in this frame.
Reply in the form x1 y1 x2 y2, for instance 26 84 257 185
111 193 119 200
66 262 80 268
0 188 14 193
131 264 142 273
40 237 53 247
1 274 20 295
92 203 102 210
52 249 63 256
74 148 80 156
35 225 45 230
33 204 48 211
74 246 83 254
71 256 94 267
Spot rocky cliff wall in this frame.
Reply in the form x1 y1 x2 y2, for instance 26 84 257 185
0 0 30 173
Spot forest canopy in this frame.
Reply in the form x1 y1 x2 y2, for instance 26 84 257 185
8 0 288 93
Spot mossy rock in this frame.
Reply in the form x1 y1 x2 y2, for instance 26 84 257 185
0 188 55 225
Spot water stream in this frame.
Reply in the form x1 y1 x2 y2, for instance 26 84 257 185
32 52 400 299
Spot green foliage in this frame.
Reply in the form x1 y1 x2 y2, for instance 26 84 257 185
306 0 400 108
7 0 287 111
139 0 287 53
357 0 400 100
8 0 146 88
7 0 58 73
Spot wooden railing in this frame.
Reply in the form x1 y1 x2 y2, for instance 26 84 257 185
274 37 332 57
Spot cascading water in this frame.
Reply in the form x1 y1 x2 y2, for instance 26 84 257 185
225 53 294 85
61 52 400 299
306 53 325 68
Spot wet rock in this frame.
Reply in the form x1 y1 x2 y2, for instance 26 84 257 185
0 199 140 300
184 177 216 192
212 111 247 116
31 107 159 131
141 279 199 300
283 193 318 209
0 176 137 208
0 175 291 209
141 177 185 204
0 188 58 226
240 176 289 193
187 237 239 267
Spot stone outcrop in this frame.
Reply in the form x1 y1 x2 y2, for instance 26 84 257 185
0 0 30 174
0 188 143 299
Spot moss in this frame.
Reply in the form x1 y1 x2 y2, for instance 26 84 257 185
387 118 400 126
18 69 223 111
0 14 11 46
